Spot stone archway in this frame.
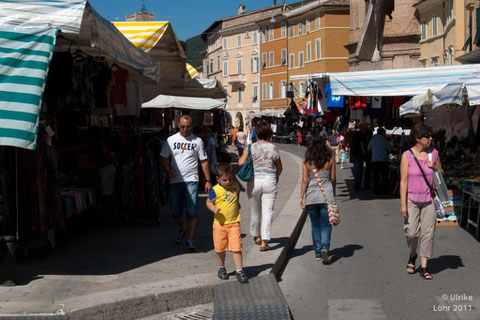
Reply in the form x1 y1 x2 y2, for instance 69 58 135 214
235 112 244 130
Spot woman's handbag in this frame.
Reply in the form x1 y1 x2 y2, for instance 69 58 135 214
237 145 253 182
312 168 340 226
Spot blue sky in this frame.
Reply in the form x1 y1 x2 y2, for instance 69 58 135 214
89 0 300 41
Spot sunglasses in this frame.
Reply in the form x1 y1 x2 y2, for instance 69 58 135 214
422 134 432 138
179 125 192 129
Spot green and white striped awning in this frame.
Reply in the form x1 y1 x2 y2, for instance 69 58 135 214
0 27 57 150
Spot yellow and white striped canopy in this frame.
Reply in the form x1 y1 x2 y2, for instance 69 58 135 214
186 63 199 79
113 21 169 52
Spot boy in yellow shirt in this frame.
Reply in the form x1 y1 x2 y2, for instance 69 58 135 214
206 163 248 283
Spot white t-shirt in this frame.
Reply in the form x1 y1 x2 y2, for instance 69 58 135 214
160 133 207 184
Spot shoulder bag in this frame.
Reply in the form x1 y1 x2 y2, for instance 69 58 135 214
409 149 446 218
312 167 340 226
237 144 253 182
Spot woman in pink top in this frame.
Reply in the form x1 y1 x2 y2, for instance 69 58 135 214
400 123 443 280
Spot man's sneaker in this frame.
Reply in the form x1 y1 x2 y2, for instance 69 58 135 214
236 270 248 283
321 249 331 265
175 230 186 244
217 268 229 280
186 239 196 251
315 253 322 261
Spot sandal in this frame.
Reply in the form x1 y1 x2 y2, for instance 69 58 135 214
407 254 417 274
253 236 262 245
419 268 433 280
260 244 272 251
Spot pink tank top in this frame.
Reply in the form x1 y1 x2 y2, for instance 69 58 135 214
404 149 438 203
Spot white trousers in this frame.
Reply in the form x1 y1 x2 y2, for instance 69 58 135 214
248 178 278 241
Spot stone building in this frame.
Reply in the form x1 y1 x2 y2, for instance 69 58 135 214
347 0 421 71
202 4 287 129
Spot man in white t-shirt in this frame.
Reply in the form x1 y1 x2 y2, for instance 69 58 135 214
160 115 213 251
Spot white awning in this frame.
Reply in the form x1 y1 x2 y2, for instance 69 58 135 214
0 1 160 82
142 78 228 101
432 71 480 108
142 95 226 110
328 64 480 97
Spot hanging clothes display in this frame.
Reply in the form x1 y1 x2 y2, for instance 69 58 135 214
304 82 325 116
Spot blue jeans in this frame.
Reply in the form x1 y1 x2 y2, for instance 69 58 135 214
306 204 332 254
351 155 364 189
169 182 199 219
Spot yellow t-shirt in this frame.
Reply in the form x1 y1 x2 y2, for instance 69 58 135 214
208 182 241 225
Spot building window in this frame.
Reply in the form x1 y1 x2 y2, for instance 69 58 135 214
281 49 287 65
262 83 267 100
217 56 220 70
306 42 311 61
280 81 287 99
298 22 303 35
261 29 266 43
206 63 209 75
269 82 274 100
432 57 439 67
281 23 286 38
252 31 258 44
237 35 242 47
251 56 259 73
432 15 438 36
289 53 295 68
289 24 294 38
449 46 454 65
223 60 228 77
210 59 213 73
262 53 267 68
298 82 305 97
223 38 227 49
315 38 321 59
253 84 258 103
237 58 242 74
238 87 243 103
316 13 320 29
420 60 427 67
269 51 274 67
421 20 427 40
306 18 310 33
269 26 274 41
299 51 304 67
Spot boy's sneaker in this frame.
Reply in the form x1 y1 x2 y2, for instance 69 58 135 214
175 230 185 244
217 268 229 280
236 270 248 283
186 239 196 251
321 249 331 265
315 253 322 261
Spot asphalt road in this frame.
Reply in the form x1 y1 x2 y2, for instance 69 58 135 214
275 143 480 320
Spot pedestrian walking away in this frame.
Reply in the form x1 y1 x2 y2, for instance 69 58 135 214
327 129 340 163
400 123 444 280
160 115 213 251
299 136 336 264
367 127 392 194
206 163 248 283
350 125 367 190
239 121 282 251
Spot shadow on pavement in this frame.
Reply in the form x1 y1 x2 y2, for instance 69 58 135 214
234 263 274 278
329 244 364 264
338 179 398 201
428 255 464 274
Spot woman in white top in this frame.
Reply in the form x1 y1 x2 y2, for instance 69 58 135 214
239 121 282 251
235 129 246 157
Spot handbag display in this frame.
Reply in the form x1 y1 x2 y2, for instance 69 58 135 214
312 168 340 226
237 145 253 182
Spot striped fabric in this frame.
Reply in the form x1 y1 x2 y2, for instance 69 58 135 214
0 27 58 150
186 63 199 79
432 71 480 108
329 64 480 97
113 21 169 52
0 1 86 34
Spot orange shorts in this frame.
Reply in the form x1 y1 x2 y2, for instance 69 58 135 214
213 222 243 253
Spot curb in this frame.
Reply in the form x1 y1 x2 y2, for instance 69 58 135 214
0 149 306 320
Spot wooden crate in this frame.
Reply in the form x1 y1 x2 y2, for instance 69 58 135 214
436 219 459 227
